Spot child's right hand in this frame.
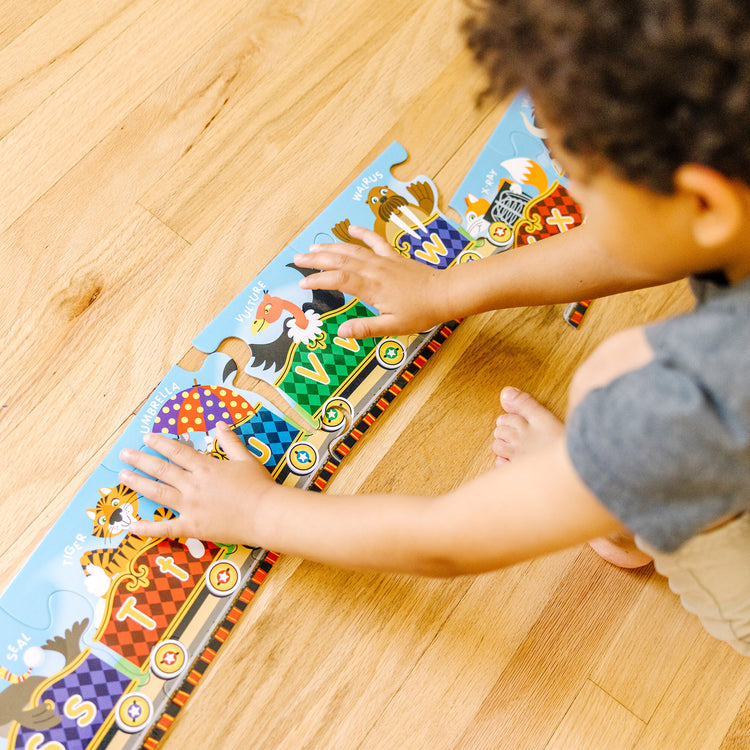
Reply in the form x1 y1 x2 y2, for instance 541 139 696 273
294 225 447 339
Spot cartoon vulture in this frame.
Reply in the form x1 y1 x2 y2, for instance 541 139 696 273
333 180 437 246
247 263 345 373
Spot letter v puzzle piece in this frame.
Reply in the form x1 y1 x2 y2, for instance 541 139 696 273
192 143 496 429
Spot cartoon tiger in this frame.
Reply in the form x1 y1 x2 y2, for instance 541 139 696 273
80 484 205 596
86 482 140 538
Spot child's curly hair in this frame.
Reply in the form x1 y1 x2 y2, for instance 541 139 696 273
465 0 750 193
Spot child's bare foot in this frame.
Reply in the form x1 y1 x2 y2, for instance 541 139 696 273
588 532 653 569
492 387 652 569
492 387 564 467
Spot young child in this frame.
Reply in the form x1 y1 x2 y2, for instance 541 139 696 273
121 0 750 655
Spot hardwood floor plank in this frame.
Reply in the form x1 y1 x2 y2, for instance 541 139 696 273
1 206 190 551
3 2 747 748
590 571 703 721
453 551 652 750
635 636 750 749
158 563 473 749
356 551 581 750
138 0 472 243
0 0 154 139
0 0 245 235
0 2 301 532
719 688 750 749
0 0 61 50
545 681 645 750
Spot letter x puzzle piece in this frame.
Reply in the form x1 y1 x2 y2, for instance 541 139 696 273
449 91 590 327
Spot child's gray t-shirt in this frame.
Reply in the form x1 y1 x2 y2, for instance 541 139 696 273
566 273 750 553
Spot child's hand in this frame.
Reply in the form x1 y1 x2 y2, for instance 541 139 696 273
294 225 446 339
118 423 276 546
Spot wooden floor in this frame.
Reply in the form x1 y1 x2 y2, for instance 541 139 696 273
3 1 750 747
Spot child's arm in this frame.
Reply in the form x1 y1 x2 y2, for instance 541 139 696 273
294 224 676 340
120 423 623 575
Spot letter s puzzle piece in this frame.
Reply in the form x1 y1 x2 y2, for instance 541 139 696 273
0 592 135 750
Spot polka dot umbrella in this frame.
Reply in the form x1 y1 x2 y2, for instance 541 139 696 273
151 381 256 437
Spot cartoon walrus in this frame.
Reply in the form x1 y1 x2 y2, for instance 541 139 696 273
333 180 437 246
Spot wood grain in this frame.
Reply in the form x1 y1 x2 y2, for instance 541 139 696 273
3 1 750 748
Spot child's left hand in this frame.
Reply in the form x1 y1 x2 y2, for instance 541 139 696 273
118 422 276 545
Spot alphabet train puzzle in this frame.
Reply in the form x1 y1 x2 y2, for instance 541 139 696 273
0 93 583 749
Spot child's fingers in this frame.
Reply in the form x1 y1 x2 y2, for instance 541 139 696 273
141 432 203 471
347 225 397 256
120 446 186 488
338 314 393 340
118 468 180 510
128 516 182 540
295 247 375 279
215 422 254 462
301 241 375 261
297 266 373 301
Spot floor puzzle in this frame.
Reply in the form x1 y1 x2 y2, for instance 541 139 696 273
2 95 585 748
449 91 590 327
1 141 496 749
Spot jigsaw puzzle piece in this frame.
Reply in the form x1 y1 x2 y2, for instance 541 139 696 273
8 648 134 750
0 462 207 681
291 141 410 257
0 590 130 750
449 91 591 325
101 351 305 478
449 90 581 247
100 350 331 492
273 145 496 426
0 465 128 633
0 589 94 669
192 245 382 425
296 141 475 271
192 143 490 426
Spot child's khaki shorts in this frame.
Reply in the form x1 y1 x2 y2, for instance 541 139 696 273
636 513 750 656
